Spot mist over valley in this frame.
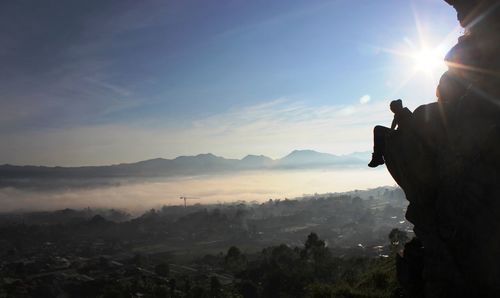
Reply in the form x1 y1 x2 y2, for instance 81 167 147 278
0 150 397 212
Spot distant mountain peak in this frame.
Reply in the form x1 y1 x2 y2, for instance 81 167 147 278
288 149 321 155
174 153 220 161
0 149 367 186
240 155 274 168
282 149 337 159
277 150 343 168
242 154 273 161
135 157 168 163
195 153 218 158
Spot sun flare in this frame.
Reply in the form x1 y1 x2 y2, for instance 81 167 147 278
375 7 461 96
411 47 446 74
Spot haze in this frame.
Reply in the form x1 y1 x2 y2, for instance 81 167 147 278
0 169 393 213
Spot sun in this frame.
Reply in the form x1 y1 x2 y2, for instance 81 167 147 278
368 6 462 98
411 47 446 74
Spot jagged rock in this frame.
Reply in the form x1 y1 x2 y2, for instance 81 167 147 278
384 1 500 297
396 238 424 298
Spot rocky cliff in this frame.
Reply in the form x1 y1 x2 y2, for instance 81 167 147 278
384 1 500 297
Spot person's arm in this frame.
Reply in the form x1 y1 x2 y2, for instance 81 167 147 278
390 116 397 130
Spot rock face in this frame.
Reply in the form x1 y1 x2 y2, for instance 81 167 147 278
384 1 500 297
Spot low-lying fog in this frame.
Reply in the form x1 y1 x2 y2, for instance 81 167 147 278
0 168 393 213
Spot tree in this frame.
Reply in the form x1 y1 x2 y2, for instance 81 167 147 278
226 246 242 261
225 246 246 272
302 233 330 264
169 278 176 297
304 233 325 251
210 276 222 297
154 262 170 277
389 228 408 255
239 280 258 298
132 253 144 267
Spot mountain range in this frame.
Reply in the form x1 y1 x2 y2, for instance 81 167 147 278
0 150 370 181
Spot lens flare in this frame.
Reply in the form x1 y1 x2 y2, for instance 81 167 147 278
411 47 446 74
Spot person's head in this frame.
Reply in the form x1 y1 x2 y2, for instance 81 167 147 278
390 99 403 113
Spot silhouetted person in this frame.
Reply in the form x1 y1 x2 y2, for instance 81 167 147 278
368 99 412 168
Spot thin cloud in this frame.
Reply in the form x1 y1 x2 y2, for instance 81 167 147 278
0 99 393 166
359 94 371 104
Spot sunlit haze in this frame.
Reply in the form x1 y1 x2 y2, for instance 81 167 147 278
0 169 394 213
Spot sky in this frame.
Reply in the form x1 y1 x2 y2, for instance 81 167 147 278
0 0 462 166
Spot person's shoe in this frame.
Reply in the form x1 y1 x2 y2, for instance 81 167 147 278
368 153 384 168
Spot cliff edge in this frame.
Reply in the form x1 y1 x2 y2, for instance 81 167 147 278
383 1 500 297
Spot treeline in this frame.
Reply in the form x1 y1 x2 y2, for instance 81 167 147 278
100 232 403 298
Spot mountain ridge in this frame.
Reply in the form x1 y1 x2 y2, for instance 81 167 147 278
0 150 370 181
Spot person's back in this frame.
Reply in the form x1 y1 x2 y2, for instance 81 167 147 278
368 99 413 168
394 107 413 131
390 99 413 131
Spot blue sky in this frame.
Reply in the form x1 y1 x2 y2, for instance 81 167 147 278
0 0 461 165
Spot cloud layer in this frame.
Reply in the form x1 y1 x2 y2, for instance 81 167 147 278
0 169 394 213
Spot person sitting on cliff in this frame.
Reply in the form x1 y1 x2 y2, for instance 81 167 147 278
368 99 413 168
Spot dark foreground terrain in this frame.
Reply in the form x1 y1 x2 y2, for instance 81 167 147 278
0 187 410 297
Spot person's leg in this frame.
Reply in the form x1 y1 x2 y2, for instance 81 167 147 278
374 125 390 155
369 125 390 167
